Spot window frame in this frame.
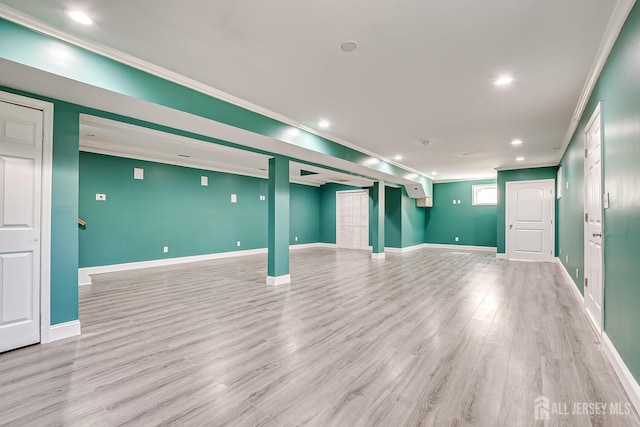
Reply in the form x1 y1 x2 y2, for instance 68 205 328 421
472 184 497 206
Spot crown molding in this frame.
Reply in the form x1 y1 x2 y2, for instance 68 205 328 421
559 0 636 160
0 4 429 180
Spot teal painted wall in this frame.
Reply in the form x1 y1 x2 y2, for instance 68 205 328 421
425 180 497 247
50 103 80 325
79 152 319 267
496 167 558 254
385 187 402 248
290 184 320 245
558 2 640 383
318 184 362 244
401 189 426 247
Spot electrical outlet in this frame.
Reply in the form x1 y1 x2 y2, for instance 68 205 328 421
452 200 457 204
96 193 106 201
163 246 168 253
237 241 241 247
260 195 266 201
231 194 237 203
295 236 298 241
201 176 208 186
457 200 461 204
455 236 459 242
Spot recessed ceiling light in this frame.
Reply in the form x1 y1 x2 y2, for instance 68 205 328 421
511 139 523 146
364 157 380 166
341 40 359 52
516 156 525 162
431 171 438 176
318 119 330 129
394 155 402 161
494 75 514 87
63 8 93 25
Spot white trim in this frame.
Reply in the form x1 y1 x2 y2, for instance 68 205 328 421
423 243 498 253
385 244 426 253
505 179 556 262
557 255 640 416
560 0 636 159
0 4 429 182
266 275 291 286
290 242 337 250
47 320 81 343
78 243 336 285
0 91 54 345
495 162 559 172
371 252 386 260
555 257 584 305
496 253 508 260
602 332 640 415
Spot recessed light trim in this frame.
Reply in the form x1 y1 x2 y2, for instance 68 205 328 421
394 155 402 161
516 156 525 162
63 9 93 25
511 139 523 146
318 119 330 129
341 40 359 52
431 171 438 176
494 75 514 87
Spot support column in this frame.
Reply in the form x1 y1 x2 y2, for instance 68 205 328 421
371 181 385 259
267 156 290 285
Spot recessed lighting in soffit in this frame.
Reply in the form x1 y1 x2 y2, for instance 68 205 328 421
318 120 330 129
511 139 523 146
516 156 525 162
63 8 93 25
341 41 359 52
494 75 514 87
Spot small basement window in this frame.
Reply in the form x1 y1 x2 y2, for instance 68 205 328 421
472 184 497 206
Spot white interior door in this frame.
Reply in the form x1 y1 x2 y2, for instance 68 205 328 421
584 104 604 333
0 100 43 353
337 191 369 250
506 180 555 262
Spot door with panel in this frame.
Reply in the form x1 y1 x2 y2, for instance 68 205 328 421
337 191 369 250
584 104 604 333
506 180 555 262
0 100 43 352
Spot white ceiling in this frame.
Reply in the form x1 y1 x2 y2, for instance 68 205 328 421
79 115 374 188
0 0 621 180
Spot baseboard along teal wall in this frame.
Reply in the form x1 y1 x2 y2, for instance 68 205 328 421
79 152 322 267
425 179 497 247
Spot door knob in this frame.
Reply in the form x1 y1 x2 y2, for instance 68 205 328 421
593 233 602 237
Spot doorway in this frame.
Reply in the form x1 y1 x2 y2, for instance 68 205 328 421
505 179 555 262
0 92 53 352
584 102 604 334
336 190 369 250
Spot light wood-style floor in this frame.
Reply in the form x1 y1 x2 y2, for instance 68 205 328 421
0 248 638 426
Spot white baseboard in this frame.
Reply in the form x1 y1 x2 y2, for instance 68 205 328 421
423 243 498 253
266 274 291 286
556 261 640 415
45 320 81 343
602 332 640 415
371 252 386 260
556 257 584 304
291 243 337 250
385 244 425 254
79 243 336 285
496 253 508 260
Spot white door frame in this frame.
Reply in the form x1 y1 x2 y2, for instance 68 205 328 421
336 189 368 249
505 179 556 262
584 101 604 334
0 91 54 344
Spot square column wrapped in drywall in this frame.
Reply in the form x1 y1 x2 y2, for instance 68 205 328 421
267 156 290 285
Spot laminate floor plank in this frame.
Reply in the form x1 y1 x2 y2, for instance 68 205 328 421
0 248 637 426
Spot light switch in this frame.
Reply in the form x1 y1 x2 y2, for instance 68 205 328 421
163 246 169 253
96 193 106 201
134 168 144 180
231 194 237 203
201 176 208 186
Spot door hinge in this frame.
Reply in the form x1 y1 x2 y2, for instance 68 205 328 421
585 277 589 287
585 213 589 222
585 148 589 158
